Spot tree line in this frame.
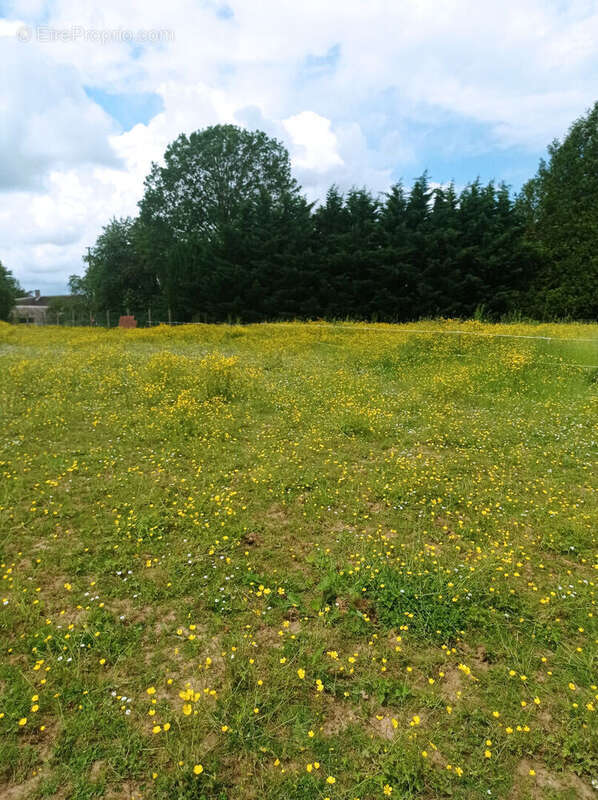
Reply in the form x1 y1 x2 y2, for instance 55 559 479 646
3 103 597 323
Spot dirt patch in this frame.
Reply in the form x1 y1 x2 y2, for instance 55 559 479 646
353 595 377 619
511 759 595 800
427 747 446 769
266 504 290 524
153 608 177 635
537 709 553 727
36 721 60 761
321 701 358 735
331 521 355 534
368 714 396 740
108 599 153 625
283 607 301 623
218 755 260 799
335 596 350 614
200 730 220 753
254 626 284 649
105 779 143 799
440 667 464 702
0 776 41 800
90 759 106 780
474 645 490 670
460 644 490 673
406 445 442 460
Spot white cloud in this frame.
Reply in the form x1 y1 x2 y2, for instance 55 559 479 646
0 19 25 37
0 38 119 190
282 111 343 173
3 0 598 290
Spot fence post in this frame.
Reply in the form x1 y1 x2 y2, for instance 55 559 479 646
107 310 110 328
148 307 152 327
168 307 172 325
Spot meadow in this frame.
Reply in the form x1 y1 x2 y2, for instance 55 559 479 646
0 319 597 800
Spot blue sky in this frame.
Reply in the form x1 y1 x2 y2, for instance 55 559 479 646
1 0 597 293
84 88 164 130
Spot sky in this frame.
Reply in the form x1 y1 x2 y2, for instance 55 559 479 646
1 1 598 294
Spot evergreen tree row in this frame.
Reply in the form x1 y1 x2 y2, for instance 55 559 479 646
71 106 598 323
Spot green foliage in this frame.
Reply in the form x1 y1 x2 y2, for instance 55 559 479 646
519 101 598 319
0 260 21 321
79 217 158 314
71 106 598 323
361 565 522 642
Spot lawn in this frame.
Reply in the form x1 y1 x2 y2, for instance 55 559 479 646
0 319 597 800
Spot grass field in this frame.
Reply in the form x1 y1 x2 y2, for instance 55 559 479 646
1 319 597 800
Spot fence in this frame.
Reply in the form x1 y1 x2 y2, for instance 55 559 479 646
16 309 204 327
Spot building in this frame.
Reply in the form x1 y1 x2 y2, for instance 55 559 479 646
11 290 72 324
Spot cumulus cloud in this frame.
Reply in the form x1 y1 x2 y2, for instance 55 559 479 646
1 38 120 190
282 111 344 173
2 0 598 290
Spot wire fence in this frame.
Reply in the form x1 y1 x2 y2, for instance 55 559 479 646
15 309 187 328
12 313 598 368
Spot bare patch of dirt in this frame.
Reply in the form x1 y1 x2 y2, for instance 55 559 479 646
108 598 153 625
153 608 177 635
428 748 446 768
474 645 490 669
283 607 300 623
537 709 553 727
440 667 464 702
36 722 60 761
254 626 284 649
331 521 355 534
321 700 358 735
90 759 106 780
353 595 376 617
335 596 350 614
266 504 290 524
0 776 41 800
410 445 442 460
218 755 260 799
511 759 595 800
368 714 396 740
460 644 491 673
200 730 219 753
105 779 143 799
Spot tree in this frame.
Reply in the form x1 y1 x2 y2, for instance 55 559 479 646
519 102 598 319
75 108 596 324
378 182 419 320
140 125 300 240
422 182 460 316
0 260 21 321
79 218 156 313
138 124 306 320
343 188 382 318
312 186 352 316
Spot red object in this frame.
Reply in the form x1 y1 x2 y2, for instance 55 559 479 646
118 316 137 328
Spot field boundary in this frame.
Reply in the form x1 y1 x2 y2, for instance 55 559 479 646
289 322 598 344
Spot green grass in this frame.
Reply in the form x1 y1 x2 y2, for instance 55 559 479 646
0 319 597 799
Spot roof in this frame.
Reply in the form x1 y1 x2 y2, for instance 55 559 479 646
15 295 72 306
